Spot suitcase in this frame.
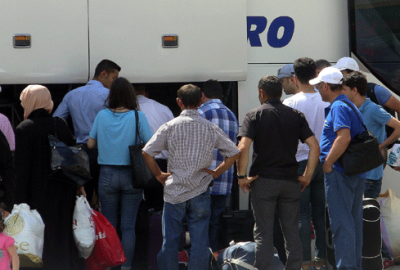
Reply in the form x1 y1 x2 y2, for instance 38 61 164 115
325 199 383 270
220 210 255 249
362 198 383 270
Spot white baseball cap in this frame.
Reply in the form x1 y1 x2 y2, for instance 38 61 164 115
333 57 360 71
309 67 343 85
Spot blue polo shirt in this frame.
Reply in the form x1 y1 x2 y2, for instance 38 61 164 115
320 95 365 174
359 98 392 180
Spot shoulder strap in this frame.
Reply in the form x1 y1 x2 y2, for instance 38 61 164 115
135 110 142 144
229 259 257 270
338 100 367 132
366 83 378 104
53 117 58 139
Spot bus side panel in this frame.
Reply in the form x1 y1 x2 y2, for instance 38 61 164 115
246 0 350 65
88 0 247 83
0 0 88 84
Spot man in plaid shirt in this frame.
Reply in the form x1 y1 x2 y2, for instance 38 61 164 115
198 80 239 251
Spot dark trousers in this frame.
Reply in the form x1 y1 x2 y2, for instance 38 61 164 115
251 177 302 270
84 147 99 206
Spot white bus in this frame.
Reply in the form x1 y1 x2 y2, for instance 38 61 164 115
1 0 399 208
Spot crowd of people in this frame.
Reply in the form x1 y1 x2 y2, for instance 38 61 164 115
0 56 397 270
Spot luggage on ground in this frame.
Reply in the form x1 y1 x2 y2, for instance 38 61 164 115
220 210 254 249
362 198 383 270
216 241 284 270
379 189 400 263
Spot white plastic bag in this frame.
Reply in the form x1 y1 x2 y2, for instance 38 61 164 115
379 189 400 263
4 203 45 268
73 195 95 259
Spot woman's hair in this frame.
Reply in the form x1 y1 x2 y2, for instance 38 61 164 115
106 77 138 110
20 85 54 119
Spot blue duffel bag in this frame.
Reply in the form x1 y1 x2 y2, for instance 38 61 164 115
216 241 284 270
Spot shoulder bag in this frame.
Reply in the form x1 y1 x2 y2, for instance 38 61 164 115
49 118 91 186
129 110 157 189
337 100 384 176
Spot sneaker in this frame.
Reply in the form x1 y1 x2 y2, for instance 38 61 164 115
383 258 395 269
314 265 327 270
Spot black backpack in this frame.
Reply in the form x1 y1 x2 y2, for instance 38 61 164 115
366 83 396 147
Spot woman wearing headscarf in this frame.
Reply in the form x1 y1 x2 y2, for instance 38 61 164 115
14 85 85 269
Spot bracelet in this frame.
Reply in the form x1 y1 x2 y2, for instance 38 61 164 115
237 174 247 179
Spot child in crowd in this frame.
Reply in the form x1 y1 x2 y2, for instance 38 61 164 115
0 208 19 270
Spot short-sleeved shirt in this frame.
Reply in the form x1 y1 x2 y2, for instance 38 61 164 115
90 109 153 165
0 232 14 270
359 98 392 180
283 92 329 162
198 99 239 195
238 98 314 180
143 109 240 204
53 80 110 144
368 84 391 106
137 95 174 160
320 95 365 173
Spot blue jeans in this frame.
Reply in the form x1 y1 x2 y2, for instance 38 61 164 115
364 178 382 199
363 178 392 259
208 194 228 252
98 165 143 270
325 169 365 270
158 190 211 270
298 160 326 264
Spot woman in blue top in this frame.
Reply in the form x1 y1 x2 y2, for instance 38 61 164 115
88 77 153 270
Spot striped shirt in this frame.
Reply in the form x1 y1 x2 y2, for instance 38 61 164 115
143 109 240 204
198 99 239 195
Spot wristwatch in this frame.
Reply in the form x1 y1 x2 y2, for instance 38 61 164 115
237 174 247 179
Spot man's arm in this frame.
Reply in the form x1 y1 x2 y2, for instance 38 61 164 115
202 153 240 179
53 95 70 119
87 137 97 149
323 128 351 173
142 151 171 185
236 137 258 194
298 135 320 191
380 117 400 150
384 95 400 119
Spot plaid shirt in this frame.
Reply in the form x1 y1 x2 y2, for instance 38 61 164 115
143 109 240 204
198 99 239 195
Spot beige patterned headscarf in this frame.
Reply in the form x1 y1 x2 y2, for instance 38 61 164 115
20 85 54 119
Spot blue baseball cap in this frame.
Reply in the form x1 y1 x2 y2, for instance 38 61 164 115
277 64 295 79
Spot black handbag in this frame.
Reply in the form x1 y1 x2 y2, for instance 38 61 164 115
129 110 158 189
49 119 91 186
337 100 384 176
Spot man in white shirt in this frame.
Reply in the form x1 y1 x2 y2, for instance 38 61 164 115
135 84 174 210
283 57 329 270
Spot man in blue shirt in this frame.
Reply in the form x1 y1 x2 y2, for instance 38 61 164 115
54 59 121 144
342 71 400 267
54 59 121 204
198 79 239 251
309 67 366 270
